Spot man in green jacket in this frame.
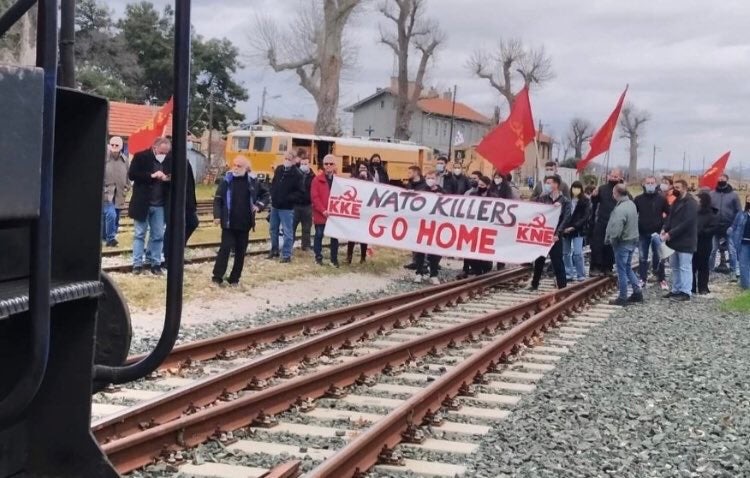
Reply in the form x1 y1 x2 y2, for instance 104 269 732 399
605 183 643 305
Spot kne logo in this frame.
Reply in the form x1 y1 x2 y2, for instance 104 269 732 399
516 214 555 246
328 186 362 219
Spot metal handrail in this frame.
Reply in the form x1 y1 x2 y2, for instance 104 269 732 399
0 0 56 428
93 0 191 384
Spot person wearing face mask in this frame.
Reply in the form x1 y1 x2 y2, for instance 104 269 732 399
531 161 570 200
634 176 670 288
128 137 172 275
463 170 483 196
464 176 495 276
433 156 449 189
692 192 720 295
211 156 270 286
368 153 390 184
346 163 372 264
529 175 571 290
589 168 625 276
443 163 470 195
489 171 514 199
311 154 341 267
729 195 750 289
562 181 591 282
605 183 643 306
661 179 698 302
292 157 314 252
710 174 741 280
413 170 443 284
269 151 304 263
103 136 130 247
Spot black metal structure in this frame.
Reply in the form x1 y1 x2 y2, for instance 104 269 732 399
0 0 191 475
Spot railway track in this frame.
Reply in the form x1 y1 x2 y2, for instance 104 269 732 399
92 270 617 475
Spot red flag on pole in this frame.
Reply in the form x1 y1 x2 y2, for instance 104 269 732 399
476 86 536 174
127 97 174 155
576 86 628 171
699 151 731 189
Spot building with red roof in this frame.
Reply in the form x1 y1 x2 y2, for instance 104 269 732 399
108 101 174 146
345 77 492 154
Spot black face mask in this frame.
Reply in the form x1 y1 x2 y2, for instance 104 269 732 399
478 186 488 192
718 181 727 188
470 180 479 188
609 179 619 185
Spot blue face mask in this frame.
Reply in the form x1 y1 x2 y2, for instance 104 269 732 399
542 184 552 194
645 184 657 193
436 163 445 172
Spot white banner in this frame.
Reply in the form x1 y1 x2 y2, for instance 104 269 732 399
324 177 562 263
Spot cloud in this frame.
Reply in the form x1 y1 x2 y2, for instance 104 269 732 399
109 0 750 171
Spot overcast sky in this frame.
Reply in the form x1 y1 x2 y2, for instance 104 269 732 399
113 0 750 173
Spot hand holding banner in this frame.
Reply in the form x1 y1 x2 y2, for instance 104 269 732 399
324 177 561 264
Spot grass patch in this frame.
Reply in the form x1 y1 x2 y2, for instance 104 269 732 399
195 183 216 201
111 220 272 251
722 290 750 312
110 247 411 310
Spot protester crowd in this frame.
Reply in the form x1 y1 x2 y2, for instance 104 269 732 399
103 138 750 300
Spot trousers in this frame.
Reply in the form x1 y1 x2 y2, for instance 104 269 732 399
532 239 566 288
212 228 250 283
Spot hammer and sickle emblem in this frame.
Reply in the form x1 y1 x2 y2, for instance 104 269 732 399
340 186 358 202
530 214 547 228
509 120 525 151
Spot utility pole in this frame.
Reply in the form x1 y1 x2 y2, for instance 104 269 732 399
447 85 457 161
682 151 686 175
259 86 267 126
207 94 214 166
59 0 76 87
651 144 657 176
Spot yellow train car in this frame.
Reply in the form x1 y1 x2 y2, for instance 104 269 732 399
225 128 433 184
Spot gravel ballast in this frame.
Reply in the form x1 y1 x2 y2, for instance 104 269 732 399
467 280 750 478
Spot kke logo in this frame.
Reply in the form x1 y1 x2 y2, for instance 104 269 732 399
328 186 362 219
516 214 555 246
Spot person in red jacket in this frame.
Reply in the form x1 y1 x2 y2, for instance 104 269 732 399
311 154 340 267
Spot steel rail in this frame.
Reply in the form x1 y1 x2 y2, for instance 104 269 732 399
101 276 610 473
93 268 528 443
307 276 613 477
124 271 516 370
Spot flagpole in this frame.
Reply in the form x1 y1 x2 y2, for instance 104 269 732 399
447 85 457 162
604 149 611 178
534 120 542 184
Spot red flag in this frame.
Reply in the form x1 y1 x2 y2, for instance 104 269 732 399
576 86 628 171
127 97 174 154
699 151 731 189
476 86 536 174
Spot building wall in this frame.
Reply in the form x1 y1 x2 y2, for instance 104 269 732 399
416 114 489 153
351 93 397 139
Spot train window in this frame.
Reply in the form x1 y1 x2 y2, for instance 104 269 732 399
234 137 250 151
253 136 272 152
279 139 288 152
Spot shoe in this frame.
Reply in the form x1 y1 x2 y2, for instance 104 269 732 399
609 297 630 306
698 289 711 295
670 292 690 302
330 261 340 268
360 257 366 264
105 239 119 247
714 264 730 274
211 277 223 285
227 281 240 288
576 276 587 282
280 257 291 263
730 272 738 283
429 276 440 285
527 284 539 291
403 263 418 270
133 266 143 275
627 291 644 303
659 281 669 290
301 247 310 252
414 275 424 283
267 252 280 260
150 266 163 276
315 259 323 266
638 280 646 289
662 292 676 299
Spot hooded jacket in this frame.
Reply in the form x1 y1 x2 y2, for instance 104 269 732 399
710 183 741 229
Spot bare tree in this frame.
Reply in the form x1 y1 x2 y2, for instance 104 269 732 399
379 0 445 140
468 38 554 110
252 0 363 136
566 117 593 160
619 103 650 181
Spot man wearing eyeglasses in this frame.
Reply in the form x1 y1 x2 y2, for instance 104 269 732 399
103 136 130 247
310 154 340 267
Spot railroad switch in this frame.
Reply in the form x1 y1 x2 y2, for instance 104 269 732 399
441 396 462 411
378 446 406 466
252 411 279 428
401 424 427 444
246 376 269 390
324 385 349 399
422 410 445 426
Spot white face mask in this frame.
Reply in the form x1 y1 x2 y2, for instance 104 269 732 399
155 154 166 162
186 141 193 151
426 178 437 187
494 177 502 185
300 165 310 173
453 168 462 176
231 170 245 177
249 171 257 179
283 159 292 168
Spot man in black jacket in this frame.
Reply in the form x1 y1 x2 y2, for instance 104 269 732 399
293 156 314 251
530 175 571 290
661 179 698 302
634 176 670 286
128 137 172 275
269 152 304 262
590 168 622 275
443 164 471 195
212 156 269 285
